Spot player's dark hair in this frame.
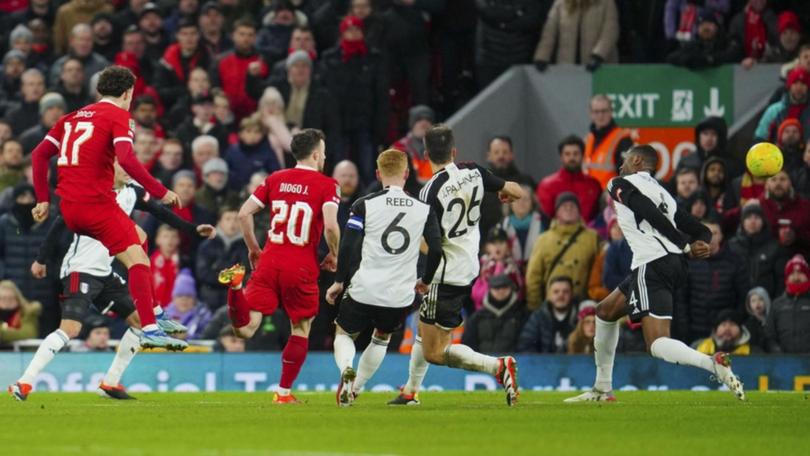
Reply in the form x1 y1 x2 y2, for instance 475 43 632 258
290 129 325 160
233 17 257 31
800 43 810 54
557 135 585 154
424 124 455 165
96 65 136 98
548 275 573 289
490 135 512 150
628 144 659 171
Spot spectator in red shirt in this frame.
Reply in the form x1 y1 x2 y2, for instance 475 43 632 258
211 18 267 122
150 224 181 308
155 18 210 110
756 170 810 257
536 135 602 223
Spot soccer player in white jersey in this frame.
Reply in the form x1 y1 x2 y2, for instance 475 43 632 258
8 163 215 401
388 125 525 406
325 149 443 407
566 145 745 402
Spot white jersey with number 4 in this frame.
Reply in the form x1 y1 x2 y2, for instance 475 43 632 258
419 162 506 286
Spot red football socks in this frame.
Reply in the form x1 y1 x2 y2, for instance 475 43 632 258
279 335 308 389
227 288 251 329
128 263 157 327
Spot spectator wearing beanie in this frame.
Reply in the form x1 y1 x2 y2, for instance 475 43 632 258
755 66 810 142
744 286 771 351
462 274 527 354
195 158 241 216
1 50 26 104
166 269 212 340
764 11 803 63
693 309 755 356
664 1 730 45
567 301 597 354
536 135 602 224
526 192 600 309
678 116 743 180
319 15 388 184
777 117 804 170
728 203 790 298
766 254 810 353
392 105 434 184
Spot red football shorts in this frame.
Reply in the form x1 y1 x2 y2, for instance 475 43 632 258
60 200 141 256
244 262 319 324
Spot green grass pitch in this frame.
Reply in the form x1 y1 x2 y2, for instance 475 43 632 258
1 391 808 456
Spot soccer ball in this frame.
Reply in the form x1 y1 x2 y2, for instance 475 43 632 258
745 142 783 178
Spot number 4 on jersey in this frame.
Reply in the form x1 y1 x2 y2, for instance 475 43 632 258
57 121 94 166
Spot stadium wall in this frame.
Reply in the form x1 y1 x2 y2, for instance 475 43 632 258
1 353 808 393
448 64 781 181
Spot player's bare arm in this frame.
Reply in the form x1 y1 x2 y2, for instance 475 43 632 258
237 197 264 270
30 135 60 223
321 202 340 272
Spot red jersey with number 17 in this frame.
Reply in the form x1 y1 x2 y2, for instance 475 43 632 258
250 165 340 275
44 100 135 204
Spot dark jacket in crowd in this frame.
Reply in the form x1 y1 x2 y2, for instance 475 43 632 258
19 123 49 155
666 34 739 69
195 233 250 311
174 119 230 156
462 292 527 354
3 101 40 136
0 210 59 334
224 139 281 191
194 185 242 217
603 238 632 290
792 161 810 199
54 82 91 113
475 0 550 68
319 46 389 144
517 302 577 353
765 290 810 353
728 224 789 299
675 247 750 342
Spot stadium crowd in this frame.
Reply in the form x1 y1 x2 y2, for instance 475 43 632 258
0 0 809 357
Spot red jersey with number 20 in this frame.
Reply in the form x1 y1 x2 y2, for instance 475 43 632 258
250 165 340 275
44 100 135 204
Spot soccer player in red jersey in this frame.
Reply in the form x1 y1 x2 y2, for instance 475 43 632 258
219 129 341 403
29 65 188 350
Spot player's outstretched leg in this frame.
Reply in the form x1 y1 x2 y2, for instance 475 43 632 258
220 264 250 328
333 328 357 407
9 326 72 401
353 332 390 396
99 327 141 400
139 230 186 335
650 337 745 400
566 288 625 403
117 245 187 350
389 335 426 406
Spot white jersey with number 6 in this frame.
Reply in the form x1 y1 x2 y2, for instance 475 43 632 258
419 162 506 286
346 186 434 308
